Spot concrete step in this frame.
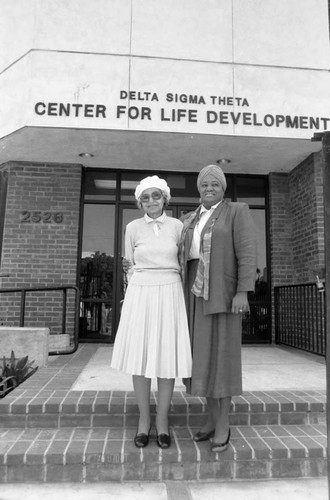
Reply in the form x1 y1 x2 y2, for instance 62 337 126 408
0 346 326 483
0 423 326 482
0 389 325 429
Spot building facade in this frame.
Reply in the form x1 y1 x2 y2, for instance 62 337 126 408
0 0 329 348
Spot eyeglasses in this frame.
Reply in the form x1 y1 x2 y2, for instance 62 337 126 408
140 191 163 202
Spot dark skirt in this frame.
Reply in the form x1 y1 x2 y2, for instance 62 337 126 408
184 260 242 399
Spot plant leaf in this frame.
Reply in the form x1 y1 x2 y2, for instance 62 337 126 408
16 357 28 371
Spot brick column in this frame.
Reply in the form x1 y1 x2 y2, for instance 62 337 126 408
269 172 294 287
0 161 82 339
269 152 325 287
289 153 325 283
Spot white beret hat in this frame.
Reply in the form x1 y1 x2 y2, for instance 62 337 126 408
197 164 227 191
134 175 171 201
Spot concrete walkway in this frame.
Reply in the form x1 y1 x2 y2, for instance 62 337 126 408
0 478 327 499
71 344 326 392
0 478 328 500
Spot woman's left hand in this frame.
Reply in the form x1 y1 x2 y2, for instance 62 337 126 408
231 292 249 315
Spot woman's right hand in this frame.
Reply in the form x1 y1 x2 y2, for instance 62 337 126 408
231 291 249 314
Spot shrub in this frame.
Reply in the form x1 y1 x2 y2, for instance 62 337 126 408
0 351 38 399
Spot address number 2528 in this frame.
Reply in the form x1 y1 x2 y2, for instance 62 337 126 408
20 211 64 224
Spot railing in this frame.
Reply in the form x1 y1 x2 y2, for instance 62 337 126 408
274 283 326 356
0 285 80 355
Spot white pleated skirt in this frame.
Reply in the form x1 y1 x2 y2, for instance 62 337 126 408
111 270 192 379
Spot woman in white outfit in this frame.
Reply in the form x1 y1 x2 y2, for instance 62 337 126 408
111 175 192 449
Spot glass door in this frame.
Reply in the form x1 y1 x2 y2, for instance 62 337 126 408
235 177 270 343
79 203 116 342
80 169 270 344
242 208 270 343
114 205 139 333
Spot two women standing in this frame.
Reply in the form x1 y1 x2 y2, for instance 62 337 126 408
112 166 257 452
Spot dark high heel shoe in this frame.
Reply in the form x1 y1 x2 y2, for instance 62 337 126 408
210 428 231 453
193 429 215 442
156 431 171 449
134 427 151 448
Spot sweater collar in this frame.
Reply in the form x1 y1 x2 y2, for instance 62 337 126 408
144 212 167 224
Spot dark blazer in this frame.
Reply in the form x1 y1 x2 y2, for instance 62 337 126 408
180 200 257 315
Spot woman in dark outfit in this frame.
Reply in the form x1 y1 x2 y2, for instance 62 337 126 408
179 164 257 452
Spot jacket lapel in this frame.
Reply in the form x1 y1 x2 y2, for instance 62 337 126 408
184 207 200 263
200 201 226 240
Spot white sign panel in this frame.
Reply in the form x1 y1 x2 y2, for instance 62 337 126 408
3 52 330 140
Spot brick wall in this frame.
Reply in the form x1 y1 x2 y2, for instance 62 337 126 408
269 152 324 287
0 162 82 337
289 153 325 283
